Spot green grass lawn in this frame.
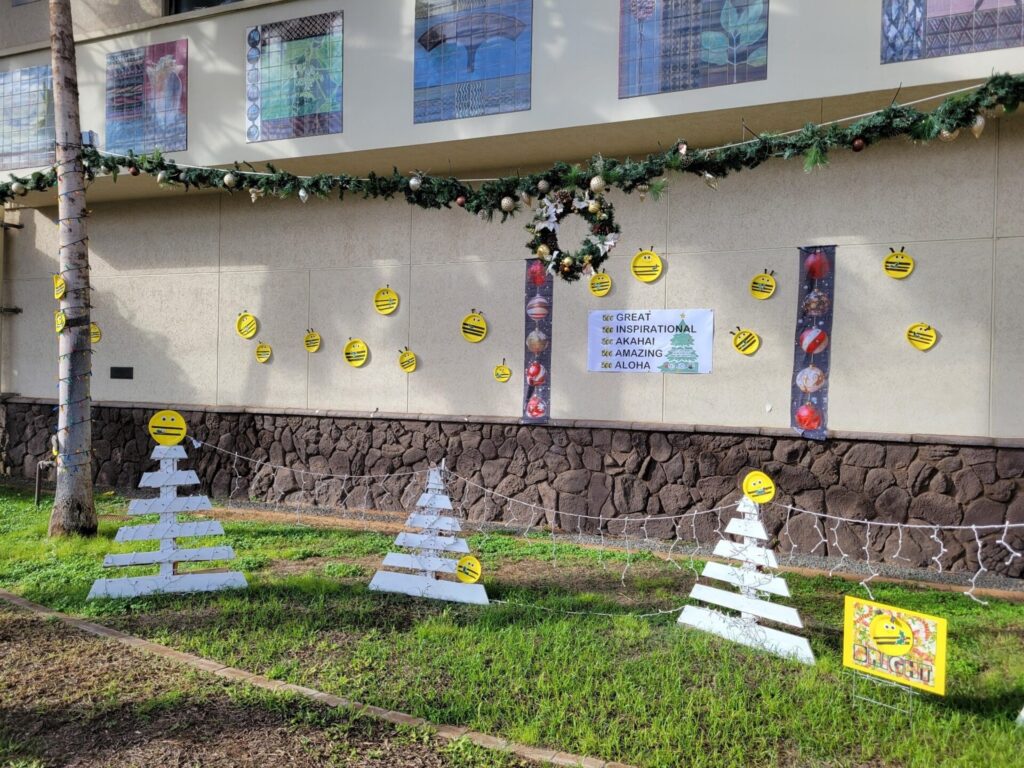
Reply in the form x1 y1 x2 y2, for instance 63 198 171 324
1 486 1022 768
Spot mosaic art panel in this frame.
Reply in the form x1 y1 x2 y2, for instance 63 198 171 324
0 65 54 171
882 0 1023 63
246 12 343 143
414 0 533 124
618 0 768 99
105 40 188 155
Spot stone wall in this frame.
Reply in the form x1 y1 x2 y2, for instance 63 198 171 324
3 399 1022 577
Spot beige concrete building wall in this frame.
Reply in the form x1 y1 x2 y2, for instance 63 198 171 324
3 116 1022 439
1 0 164 53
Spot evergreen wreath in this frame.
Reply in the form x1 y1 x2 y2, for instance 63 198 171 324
525 189 621 282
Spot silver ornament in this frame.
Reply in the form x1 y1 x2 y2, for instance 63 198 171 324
156 170 169 185
10 181 27 196
939 128 960 142
589 175 606 194
223 172 238 188
702 171 718 191
500 196 515 212
298 188 309 203
409 176 422 192
519 190 533 206
971 114 986 139
537 179 550 194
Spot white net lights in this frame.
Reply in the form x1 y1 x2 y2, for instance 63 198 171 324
369 463 489 605
87 444 247 599
679 497 815 665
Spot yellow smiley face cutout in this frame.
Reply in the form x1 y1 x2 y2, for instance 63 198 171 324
589 272 612 297
884 249 915 279
456 555 482 584
493 364 512 383
148 409 187 446
868 612 914 657
906 323 937 351
53 274 66 300
630 249 663 283
255 342 272 363
236 312 258 339
732 328 760 356
54 310 66 334
90 322 102 344
461 312 488 343
742 470 776 504
749 272 777 300
374 286 399 315
398 348 417 373
344 338 369 367
303 330 321 353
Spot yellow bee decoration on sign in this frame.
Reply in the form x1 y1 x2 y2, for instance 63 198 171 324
147 409 187 446
54 310 66 334
255 342 272 363
749 270 777 300
456 555 482 584
53 274 66 300
906 323 937 351
344 338 369 367
731 327 760 356
398 347 417 373
235 311 258 339
374 286 399 315
90 322 102 344
303 329 321 353
589 271 612 297
493 361 512 383
630 248 663 283
742 470 776 504
884 247 915 279
461 310 488 343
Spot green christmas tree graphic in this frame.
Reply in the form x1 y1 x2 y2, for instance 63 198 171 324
659 313 700 373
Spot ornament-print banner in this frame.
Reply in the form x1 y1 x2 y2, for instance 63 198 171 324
790 245 835 440
523 259 553 424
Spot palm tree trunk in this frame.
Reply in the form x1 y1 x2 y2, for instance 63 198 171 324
47 0 95 537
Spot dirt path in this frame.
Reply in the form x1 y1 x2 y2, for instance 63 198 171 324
0 603 529 768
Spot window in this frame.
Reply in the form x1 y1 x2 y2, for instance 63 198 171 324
167 0 242 15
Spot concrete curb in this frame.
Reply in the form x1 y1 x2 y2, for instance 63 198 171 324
0 589 636 768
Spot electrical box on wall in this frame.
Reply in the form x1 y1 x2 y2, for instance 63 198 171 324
110 367 133 380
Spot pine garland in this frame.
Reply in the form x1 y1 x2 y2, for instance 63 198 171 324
2 72 1021 282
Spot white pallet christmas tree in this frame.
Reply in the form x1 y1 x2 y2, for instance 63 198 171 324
368 464 488 605
678 497 815 664
87 444 247 600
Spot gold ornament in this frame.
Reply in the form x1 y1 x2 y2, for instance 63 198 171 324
536 244 551 259
519 190 533 206
589 175 606 194
500 196 515 212
939 128 960 142
587 199 601 214
560 256 573 273
156 171 169 184
702 171 719 190
249 186 263 203
637 182 650 201
971 114 986 139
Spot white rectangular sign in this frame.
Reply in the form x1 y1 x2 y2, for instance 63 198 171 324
587 309 713 373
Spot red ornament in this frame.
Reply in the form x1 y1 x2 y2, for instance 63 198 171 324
526 395 547 419
528 260 547 287
525 361 547 386
852 137 865 153
795 403 822 431
455 195 466 207
129 166 140 176
804 250 830 280
799 327 829 355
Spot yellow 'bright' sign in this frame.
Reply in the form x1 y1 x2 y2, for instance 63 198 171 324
843 596 947 695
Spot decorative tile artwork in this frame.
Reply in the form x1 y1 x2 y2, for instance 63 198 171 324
414 0 533 123
618 0 769 98
0 65 54 171
882 0 1024 63
246 12 343 143
105 40 188 155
